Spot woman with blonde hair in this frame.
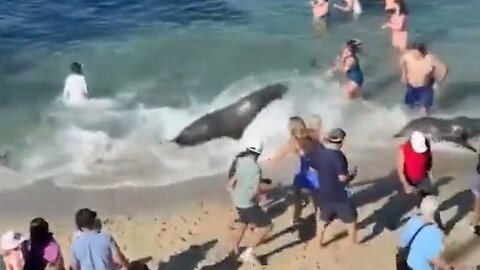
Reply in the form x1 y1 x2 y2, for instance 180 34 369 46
266 116 322 224
305 114 323 142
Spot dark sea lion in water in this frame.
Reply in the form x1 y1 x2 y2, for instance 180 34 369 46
394 116 480 152
173 83 288 146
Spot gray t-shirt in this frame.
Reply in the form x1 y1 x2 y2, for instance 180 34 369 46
232 156 261 209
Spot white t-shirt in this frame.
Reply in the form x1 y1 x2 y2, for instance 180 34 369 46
63 74 88 105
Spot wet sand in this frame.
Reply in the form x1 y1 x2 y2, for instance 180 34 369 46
0 147 479 269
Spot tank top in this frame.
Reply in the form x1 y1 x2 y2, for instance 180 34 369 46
402 143 430 183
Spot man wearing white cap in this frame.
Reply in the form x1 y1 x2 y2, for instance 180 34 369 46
1 231 28 270
396 131 433 197
226 139 273 266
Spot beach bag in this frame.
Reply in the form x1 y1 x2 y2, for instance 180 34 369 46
395 223 432 270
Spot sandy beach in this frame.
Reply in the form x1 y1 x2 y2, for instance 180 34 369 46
1 146 480 270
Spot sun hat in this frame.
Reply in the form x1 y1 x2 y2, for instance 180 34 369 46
410 131 428 153
0 231 27 251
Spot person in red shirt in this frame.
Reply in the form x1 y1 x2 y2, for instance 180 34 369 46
396 131 433 197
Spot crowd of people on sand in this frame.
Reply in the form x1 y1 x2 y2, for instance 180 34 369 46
0 208 150 270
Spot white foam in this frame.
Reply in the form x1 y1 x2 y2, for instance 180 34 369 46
5 71 467 190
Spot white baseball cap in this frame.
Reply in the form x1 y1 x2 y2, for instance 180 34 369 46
410 131 428 153
0 231 27 251
245 139 263 155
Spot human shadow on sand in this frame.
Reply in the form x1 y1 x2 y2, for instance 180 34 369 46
439 189 473 235
353 172 453 243
259 213 317 264
157 240 217 270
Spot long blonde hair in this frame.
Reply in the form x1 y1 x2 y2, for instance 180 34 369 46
305 114 322 140
288 116 308 139
288 116 315 153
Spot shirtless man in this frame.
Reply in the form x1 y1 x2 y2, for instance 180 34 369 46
400 42 448 116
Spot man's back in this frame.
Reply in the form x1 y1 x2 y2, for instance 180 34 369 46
71 231 114 270
232 156 261 209
309 147 349 203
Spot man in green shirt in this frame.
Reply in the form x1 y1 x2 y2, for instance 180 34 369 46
227 140 273 266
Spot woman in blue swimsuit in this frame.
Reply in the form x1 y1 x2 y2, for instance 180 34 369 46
266 116 322 224
333 39 364 99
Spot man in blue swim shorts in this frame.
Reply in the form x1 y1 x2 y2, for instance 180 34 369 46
400 42 448 116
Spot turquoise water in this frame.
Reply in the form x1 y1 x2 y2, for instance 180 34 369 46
1 0 479 189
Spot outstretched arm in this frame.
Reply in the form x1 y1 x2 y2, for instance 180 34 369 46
264 141 296 165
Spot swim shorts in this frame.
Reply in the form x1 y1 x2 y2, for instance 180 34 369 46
318 199 358 224
236 205 272 228
404 83 434 109
293 170 320 191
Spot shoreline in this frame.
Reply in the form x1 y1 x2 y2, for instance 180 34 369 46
1 147 479 269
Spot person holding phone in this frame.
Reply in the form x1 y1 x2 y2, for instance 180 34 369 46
305 128 360 247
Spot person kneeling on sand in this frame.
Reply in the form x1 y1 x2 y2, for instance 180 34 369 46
306 128 359 246
226 140 273 266
398 196 456 270
70 208 129 270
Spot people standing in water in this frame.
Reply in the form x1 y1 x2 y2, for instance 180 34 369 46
400 42 449 116
382 0 408 52
307 128 359 246
62 62 89 106
311 0 329 19
226 140 273 266
310 0 330 22
332 40 364 100
311 0 329 35
266 116 321 225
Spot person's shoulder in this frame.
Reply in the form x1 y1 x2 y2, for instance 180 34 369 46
426 224 443 237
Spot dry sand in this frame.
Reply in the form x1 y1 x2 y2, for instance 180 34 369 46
1 147 480 270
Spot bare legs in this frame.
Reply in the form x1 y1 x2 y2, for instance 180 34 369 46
293 188 319 224
344 81 361 100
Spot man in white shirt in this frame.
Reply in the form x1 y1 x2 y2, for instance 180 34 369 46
63 62 89 106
